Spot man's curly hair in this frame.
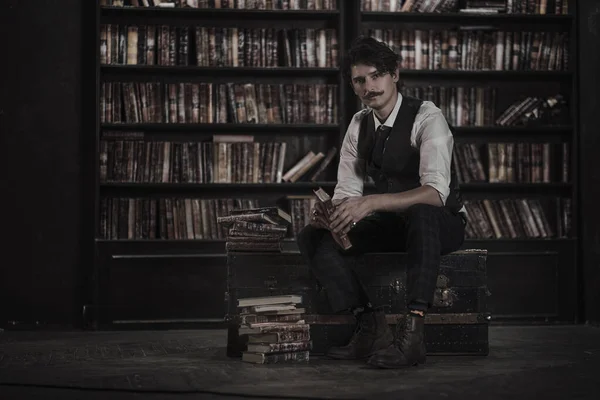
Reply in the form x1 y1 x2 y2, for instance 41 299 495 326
341 36 401 85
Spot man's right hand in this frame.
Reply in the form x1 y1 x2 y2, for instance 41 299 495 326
309 198 347 230
309 201 330 230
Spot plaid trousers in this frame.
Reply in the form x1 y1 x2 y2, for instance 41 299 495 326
296 203 465 313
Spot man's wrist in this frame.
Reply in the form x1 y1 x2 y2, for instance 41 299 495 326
367 194 382 213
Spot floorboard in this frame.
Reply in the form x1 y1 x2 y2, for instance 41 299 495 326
0 326 598 399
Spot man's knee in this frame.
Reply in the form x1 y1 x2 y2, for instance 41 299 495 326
405 203 440 219
296 224 318 249
296 224 330 258
404 203 442 236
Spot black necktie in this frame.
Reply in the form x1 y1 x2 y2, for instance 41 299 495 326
372 125 392 168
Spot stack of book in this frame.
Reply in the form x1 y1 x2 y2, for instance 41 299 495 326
237 295 311 364
216 206 291 252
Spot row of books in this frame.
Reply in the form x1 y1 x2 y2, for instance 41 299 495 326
287 196 317 237
454 142 569 184
362 0 456 12
405 86 496 126
99 81 567 127
100 25 339 68
494 95 566 126
236 295 310 364
217 206 292 251
473 0 568 14
100 0 567 14
361 0 569 14
99 138 572 185
400 87 568 127
463 198 571 239
98 195 572 240
100 82 339 124
365 29 569 72
100 0 338 10
99 197 262 240
99 137 337 184
100 139 286 184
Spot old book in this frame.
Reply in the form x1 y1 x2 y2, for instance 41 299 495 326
231 219 287 233
242 350 310 364
239 323 309 335
289 152 325 183
246 340 312 354
282 151 316 182
226 235 281 243
313 187 352 250
309 147 337 182
240 304 296 314
238 295 302 308
225 241 282 252
247 329 310 344
217 212 284 226
239 306 306 315
229 206 291 225
228 229 286 239
212 134 254 143
238 313 304 325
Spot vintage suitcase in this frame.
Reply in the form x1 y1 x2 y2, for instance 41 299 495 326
226 249 490 357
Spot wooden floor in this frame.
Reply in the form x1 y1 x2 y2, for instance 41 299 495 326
0 325 599 400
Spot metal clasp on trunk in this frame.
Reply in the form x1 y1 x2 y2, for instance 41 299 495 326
433 288 457 308
264 276 277 290
390 278 403 294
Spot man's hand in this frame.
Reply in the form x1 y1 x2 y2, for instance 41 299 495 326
329 196 374 234
309 201 330 230
309 198 348 230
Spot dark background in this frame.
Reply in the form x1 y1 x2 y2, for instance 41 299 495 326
0 0 598 328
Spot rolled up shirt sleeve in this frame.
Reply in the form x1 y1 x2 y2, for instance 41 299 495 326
333 111 368 202
416 109 454 205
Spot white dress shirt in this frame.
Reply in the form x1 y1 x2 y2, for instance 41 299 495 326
333 92 458 208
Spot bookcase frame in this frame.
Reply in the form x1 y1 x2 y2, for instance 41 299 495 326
89 0 580 329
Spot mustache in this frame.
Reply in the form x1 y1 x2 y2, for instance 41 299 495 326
365 92 384 98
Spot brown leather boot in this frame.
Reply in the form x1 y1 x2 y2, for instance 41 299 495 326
326 310 394 360
366 313 426 368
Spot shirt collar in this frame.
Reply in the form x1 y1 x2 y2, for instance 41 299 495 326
373 92 403 130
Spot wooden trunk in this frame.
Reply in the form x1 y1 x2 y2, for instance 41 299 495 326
226 249 490 356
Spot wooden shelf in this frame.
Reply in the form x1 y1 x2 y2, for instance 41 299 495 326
360 11 573 25
99 124 570 137
452 125 572 134
464 238 576 243
100 123 340 133
96 238 576 244
100 6 340 21
398 70 572 81
100 65 340 79
99 182 571 196
96 239 297 244
97 238 575 244
100 182 339 196
452 125 573 142
460 182 572 195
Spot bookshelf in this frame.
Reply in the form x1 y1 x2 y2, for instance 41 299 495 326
90 0 579 329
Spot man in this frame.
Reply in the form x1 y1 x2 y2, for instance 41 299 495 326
296 36 466 369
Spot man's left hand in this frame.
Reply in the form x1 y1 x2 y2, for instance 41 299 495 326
329 196 375 234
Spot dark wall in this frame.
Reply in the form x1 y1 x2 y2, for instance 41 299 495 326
579 2 600 324
0 0 85 327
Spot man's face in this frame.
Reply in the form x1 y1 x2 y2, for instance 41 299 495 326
350 63 399 110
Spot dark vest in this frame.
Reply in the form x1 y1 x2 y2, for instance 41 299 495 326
356 95 463 213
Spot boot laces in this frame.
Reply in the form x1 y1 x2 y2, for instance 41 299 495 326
394 316 410 348
348 313 370 345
